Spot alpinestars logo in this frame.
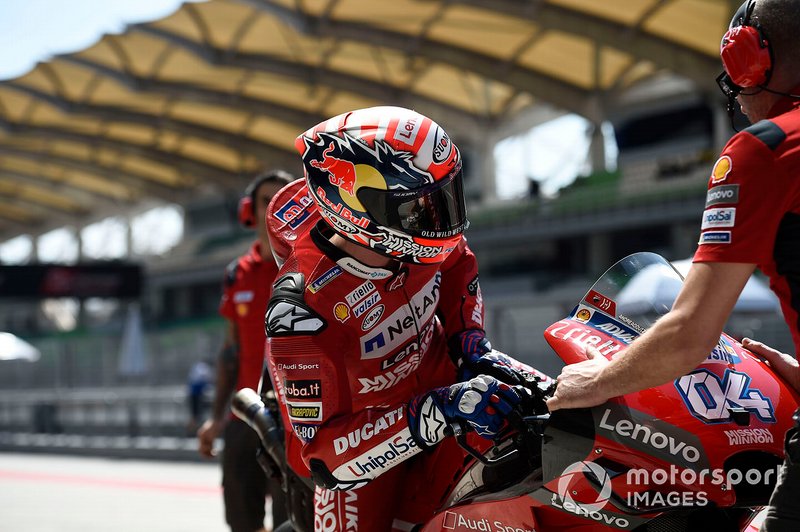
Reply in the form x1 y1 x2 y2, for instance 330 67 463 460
301 131 434 192
266 301 326 336
418 395 446 445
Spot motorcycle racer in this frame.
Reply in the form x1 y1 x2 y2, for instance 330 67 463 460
265 106 547 530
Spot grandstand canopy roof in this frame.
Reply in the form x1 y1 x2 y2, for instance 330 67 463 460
0 0 734 242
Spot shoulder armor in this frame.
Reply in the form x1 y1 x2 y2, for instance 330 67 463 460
744 120 786 150
224 259 239 287
266 272 327 337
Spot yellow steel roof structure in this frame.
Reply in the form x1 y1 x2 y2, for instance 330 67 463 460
0 0 733 240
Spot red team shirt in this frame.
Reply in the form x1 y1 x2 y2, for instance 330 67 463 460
694 93 800 352
219 242 280 399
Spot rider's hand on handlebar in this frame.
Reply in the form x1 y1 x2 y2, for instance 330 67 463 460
408 375 523 448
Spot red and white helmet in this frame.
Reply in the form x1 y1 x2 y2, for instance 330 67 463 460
295 106 467 264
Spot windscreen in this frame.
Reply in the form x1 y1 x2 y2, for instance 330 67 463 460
579 252 684 331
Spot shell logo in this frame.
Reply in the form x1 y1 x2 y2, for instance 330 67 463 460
710 156 732 184
575 308 592 322
236 303 248 317
333 302 350 323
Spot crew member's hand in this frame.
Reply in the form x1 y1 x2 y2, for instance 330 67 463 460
408 375 522 447
546 345 611 411
197 419 225 458
743 337 800 393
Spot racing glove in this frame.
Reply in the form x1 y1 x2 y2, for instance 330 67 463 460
451 329 532 386
407 375 522 448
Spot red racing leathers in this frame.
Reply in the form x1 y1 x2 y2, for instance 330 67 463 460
266 221 486 529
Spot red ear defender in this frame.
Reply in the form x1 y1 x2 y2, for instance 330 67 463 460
720 24 771 88
238 196 255 227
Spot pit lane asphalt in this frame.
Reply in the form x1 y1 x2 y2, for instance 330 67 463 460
0 452 241 532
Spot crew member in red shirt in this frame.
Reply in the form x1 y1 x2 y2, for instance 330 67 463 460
198 169 296 532
266 106 550 530
549 2 800 530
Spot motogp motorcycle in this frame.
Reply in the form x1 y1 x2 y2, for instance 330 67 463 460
234 252 799 532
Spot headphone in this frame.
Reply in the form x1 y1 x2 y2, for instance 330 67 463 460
237 170 297 228
720 0 772 89
237 188 257 228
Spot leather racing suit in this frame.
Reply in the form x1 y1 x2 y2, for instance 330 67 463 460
266 220 487 530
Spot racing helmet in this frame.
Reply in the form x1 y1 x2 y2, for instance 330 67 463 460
295 106 468 264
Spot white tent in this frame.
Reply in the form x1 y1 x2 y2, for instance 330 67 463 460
0 332 40 362
616 259 780 316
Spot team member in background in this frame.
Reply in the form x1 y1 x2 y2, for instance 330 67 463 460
266 106 551 530
198 169 296 532
548 1 800 530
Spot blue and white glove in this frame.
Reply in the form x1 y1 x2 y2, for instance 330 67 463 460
452 330 530 386
408 375 522 448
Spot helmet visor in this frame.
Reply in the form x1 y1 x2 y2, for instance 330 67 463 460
358 169 468 239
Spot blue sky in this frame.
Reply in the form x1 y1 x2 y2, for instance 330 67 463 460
0 0 191 80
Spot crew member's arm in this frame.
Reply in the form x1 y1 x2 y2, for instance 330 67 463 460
198 318 239 457
547 261 754 410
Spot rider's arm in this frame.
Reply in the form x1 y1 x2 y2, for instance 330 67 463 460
549 261 754 410
550 125 788 410
437 237 484 336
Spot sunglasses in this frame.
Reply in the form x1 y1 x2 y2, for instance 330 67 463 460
716 71 744 98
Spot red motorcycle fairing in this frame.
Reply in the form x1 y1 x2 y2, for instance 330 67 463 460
421 253 796 532
421 499 539 532
529 255 799 529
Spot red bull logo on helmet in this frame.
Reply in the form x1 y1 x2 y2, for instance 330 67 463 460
301 131 434 202
310 142 358 196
